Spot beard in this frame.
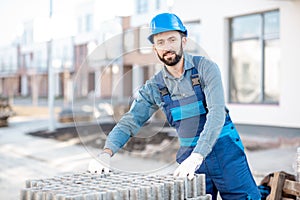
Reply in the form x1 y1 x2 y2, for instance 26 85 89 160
157 46 183 66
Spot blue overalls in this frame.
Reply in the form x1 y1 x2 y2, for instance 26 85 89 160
154 63 261 200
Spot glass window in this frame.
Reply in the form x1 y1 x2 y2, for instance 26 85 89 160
136 0 148 14
231 40 262 103
231 14 261 39
229 10 280 104
264 11 280 39
156 0 161 10
85 14 93 32
264 40 280 103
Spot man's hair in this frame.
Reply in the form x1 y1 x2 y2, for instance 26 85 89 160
179 31 187 39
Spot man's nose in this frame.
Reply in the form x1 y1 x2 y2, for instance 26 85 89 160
161 41 173 51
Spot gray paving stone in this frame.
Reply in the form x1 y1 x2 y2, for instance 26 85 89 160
21 172 210 200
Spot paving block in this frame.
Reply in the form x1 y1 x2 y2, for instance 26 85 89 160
21 172 211 200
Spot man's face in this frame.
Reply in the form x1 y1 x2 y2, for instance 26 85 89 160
153 31 186 66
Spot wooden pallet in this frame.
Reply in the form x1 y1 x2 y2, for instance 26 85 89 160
265 171 300 200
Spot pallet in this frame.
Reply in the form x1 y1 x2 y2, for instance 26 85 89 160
266 171 300 200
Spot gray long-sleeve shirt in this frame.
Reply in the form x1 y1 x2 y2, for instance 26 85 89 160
104 53 226 159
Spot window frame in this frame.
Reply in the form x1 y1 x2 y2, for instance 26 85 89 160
228 9 280 105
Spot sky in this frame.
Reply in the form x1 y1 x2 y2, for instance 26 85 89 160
0 0 133 46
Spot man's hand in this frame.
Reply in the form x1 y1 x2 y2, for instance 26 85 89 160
88 151 111 173
173 153 204 180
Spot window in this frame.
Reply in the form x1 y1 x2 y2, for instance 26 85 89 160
85 14 93 32
136 0 148 14
229 10 280 104
77 14 93 33
156 0 161 10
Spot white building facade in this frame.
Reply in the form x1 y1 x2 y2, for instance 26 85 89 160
166 0 300 128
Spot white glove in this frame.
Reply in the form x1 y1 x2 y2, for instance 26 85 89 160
173 153 204 180
88 152 111 173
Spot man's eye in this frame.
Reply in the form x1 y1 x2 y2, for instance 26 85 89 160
157 41 163 46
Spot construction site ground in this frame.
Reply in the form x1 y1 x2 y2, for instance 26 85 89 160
0 102 300 199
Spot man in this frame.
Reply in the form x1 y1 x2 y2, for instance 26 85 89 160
88 13 261 200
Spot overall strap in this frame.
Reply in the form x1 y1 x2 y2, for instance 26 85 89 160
191 56 206 102
154 71 172 104
191 67 203 101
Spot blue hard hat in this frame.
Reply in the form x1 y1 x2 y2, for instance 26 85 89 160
148 13 187 44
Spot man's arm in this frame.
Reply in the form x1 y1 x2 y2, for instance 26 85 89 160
104 80 160 155
193 58 226 158
88 81 160 173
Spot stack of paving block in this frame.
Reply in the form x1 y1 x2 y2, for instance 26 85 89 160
20 171 212 200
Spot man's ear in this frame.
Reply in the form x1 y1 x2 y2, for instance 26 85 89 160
182 37 187 48
152 45 158 53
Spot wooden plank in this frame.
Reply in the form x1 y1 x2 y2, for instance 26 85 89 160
268 176 274 187
267 172 286 200
283 179 300 197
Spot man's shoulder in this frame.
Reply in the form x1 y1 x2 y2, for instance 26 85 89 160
185 53 213 67
192 54 215 65
144 73 162 89
147 69 164 83
189 54 217 70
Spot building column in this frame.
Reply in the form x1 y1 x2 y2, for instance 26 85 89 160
54 73 60 97
63 70 72 106
95 70 101 98
132 64 144 95
31 74 39 106
21 75 28 96
112 64 123 101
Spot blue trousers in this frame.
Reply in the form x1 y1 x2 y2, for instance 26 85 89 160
177 124 261 200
